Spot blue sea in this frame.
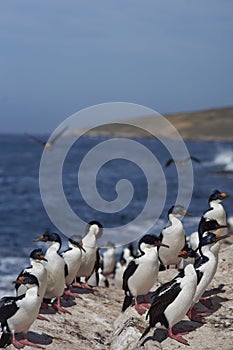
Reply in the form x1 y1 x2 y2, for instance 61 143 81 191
0 133 233 296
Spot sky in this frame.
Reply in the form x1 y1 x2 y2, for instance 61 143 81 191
1 0 233 133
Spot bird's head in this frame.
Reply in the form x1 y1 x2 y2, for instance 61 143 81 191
12 272 39 289
29 248 48 262
138 234 169 254
32 230 62 246
209 190 230 203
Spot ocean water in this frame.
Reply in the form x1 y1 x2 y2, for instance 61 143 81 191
0 133 233 296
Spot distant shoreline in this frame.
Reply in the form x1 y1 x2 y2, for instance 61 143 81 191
72 106 233 142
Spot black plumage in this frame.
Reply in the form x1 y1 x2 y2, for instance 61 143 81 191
0 294 25 347
122 261 139 312
140 272 183 339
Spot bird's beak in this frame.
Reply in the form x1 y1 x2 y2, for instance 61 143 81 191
178 250 188 258
40 254 48 262
217 224 228 229
157 241 169 248
12 276 26 285
182 209 192 216
32 235 46 242
214 233 231 242
78 242 86 253
220 192 230 199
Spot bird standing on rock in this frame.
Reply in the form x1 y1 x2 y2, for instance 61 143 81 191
0 272 43 349
101 241 116 277
61 235 86 299
74 221 103 290
186 230 229 322
158 205 188 270
32 230 70 314
140 263 199 346
122 234 169 315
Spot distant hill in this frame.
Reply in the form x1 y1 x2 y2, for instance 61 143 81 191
75 106 233 141
165 106 233 141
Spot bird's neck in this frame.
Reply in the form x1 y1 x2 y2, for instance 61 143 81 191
26 285 39 298
209 200 222 208
30 259 43 268
83 232 97 248
168 214 182 228
47 242 61 254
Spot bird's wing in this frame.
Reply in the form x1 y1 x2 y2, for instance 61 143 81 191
147 279 182 327
64 263 69 278
25 133 46 146
194 255 209 270
0 294 25 323
50 126 68 145
164 159 174 167
122 260 139 292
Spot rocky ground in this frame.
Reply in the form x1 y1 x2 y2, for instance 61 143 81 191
6 239 233 350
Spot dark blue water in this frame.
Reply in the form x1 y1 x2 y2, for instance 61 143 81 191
0 134 233 295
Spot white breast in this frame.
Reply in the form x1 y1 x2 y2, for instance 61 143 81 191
128 250 159 296
102 247 116 274
192 248 218 307
7 287 41 334
76 232 97 278
204 203 227 236
44 245 65 299
63 247 83 286
165 264 197 327
159 217 185 268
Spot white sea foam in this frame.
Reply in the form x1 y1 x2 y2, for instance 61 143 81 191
0 256 28 297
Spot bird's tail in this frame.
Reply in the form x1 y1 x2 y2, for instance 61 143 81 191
0 331 12 348
139 325 151 340
122 294 132 312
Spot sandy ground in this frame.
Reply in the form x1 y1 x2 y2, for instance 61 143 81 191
5 239 233 350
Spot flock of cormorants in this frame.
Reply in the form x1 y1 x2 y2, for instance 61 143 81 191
0 188 231 348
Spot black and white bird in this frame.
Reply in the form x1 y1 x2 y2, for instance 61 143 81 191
189 214 229 256
202 190 229 236
87 248 110 288
74 221 103 289
0 272 43 349
187 230 229 322
101 241 116 276
140 264 199 346
114 244 136 288
122 235 169 315
121 243 137 264
61 235 86 299
32 230 70 314
164 156 200 168
25 126 67 151
15 248 48 299
158 205 187 270
114 258 127 289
